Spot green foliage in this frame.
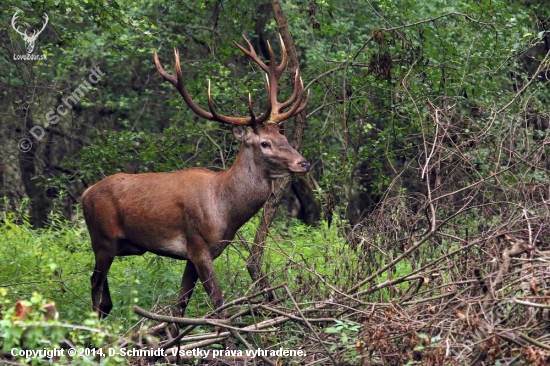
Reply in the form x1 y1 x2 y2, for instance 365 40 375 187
3 0 543 227
0 291 124 365
324 320 363 363
2 0 549 363
0 292 62 355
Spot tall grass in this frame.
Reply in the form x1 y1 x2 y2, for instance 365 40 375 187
0 202 350 328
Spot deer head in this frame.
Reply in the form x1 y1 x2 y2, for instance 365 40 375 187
153 34 310 178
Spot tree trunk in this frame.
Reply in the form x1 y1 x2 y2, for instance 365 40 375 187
246 0 312 296
18 111 48 228
291 175 321 226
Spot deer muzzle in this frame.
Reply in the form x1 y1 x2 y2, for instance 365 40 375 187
290 159 311 174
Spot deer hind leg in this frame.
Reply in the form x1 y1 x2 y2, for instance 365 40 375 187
91 250 114 318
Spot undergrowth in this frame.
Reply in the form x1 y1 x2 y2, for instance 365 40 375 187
0 202 349 330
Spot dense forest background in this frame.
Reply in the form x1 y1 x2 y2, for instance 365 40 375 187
1 0 550 365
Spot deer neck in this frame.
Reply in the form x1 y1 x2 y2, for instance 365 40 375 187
216 145 272 229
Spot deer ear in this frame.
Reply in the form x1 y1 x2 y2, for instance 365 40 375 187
232 125 248 141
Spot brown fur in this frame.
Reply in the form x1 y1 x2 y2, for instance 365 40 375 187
83 123 310 317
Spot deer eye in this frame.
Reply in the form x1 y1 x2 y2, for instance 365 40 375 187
260 142 270 148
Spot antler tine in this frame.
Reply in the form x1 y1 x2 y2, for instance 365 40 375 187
172 49 223 121
253 74 273 125
277 69 301 111
265 34 308 124
243 71 274 125
153 49 175 84
235 34 292 124
266 40 276 74
247 94 256 122
206 80 253 125
264 39 282 119
293 88 311 115
154 49 214 120
232 34 307 125
271 76 306 123
276 33 288 76
233 36 269 73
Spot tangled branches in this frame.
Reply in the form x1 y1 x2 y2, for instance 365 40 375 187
343 94 550 364
124 38 550 363
126 98 550 365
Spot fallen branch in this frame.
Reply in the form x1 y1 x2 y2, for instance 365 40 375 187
483 235 533 310
133 305 258 331
513 298 550 309
518 333 550 351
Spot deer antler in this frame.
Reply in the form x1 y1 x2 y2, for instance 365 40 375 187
154 48 264 126
233 34 310 124
154 35 309 127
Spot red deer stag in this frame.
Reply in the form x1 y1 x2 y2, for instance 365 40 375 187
83 35 310 321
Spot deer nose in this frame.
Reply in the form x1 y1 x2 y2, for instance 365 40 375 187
300 160 311 171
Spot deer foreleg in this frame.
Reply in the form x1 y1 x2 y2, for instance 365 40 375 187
193 255 225 317
178 260 199 316
192 253 236 349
